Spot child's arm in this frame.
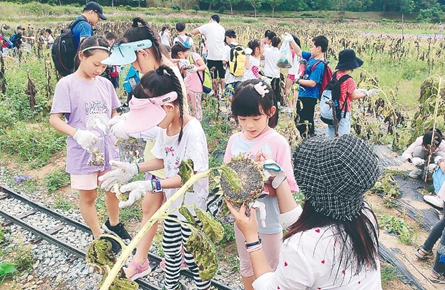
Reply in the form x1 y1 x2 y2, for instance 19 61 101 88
195 55 207 72
49 113 76 137
296 78 316 88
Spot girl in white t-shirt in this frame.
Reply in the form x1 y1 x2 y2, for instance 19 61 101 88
159 25 171 47
263 36 282 106
284 35 302 110
105 65 210 290
243 39 264 81
171 42 207 121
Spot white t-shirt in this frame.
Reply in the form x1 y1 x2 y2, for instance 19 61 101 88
287 52 302 76
263 46 281 78
152 118 209 220
243 56 261 81
197 22 225 61
223 42 244 84
159 31 170 47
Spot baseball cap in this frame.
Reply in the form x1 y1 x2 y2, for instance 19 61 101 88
84 1 107 20
17 26 25 31
101 39 153 65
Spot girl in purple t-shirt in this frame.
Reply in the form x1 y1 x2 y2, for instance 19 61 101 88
49 35 128 254
224 79 298 290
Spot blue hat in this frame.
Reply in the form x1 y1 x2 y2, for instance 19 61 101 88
101 40 153 66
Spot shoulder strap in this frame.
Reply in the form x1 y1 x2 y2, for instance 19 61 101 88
189 53 204 84
310 59 326 72
69 16 87 30
338 74 351 83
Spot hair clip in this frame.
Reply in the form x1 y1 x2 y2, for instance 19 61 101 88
156 67 164 75
254 82 269 97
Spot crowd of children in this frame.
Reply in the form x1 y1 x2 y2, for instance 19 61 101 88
40 5 445 288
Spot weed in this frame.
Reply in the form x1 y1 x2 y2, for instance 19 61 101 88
45 169 70 194
381 215 415 245
381 263 400 287
12 240 34 272
220 222 235 244
371 174 400 207
0 262 17 285
53 194 73 211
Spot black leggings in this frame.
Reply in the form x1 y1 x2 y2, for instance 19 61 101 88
296 97 317 136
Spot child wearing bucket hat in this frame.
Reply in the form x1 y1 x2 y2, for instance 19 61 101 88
325 49 379 137
100 65 210 289
227 134 382 289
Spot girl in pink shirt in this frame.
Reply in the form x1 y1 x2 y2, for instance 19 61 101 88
171 42 207 121
224 79 298 290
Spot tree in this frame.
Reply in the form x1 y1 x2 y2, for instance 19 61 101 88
400 0 415 14
246 0 263 17
226 0 240 15
308 0 332 10
266 0 284 17
202 0 217 10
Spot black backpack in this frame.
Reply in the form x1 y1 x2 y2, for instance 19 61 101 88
320 71 352 125
51 18 87 76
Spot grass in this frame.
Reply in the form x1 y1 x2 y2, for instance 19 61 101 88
45 169 70 194
381 263 401 287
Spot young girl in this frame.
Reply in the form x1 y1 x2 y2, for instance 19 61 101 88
224 79 298 290
49 35 130 254
263 36 283 106
284 35 301 109
103 65 210 290
159 25 171 47
171 42 207 122
243 39 263 81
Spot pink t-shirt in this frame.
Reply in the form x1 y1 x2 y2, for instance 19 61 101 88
224 128 298 234
337 71 357 113
50 74 121 174
185 53 204 93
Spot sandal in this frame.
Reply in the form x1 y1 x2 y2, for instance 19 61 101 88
124 258 151 281
430 273 445 284
415 247 433 260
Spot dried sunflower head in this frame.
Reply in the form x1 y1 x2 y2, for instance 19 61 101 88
220 155 265 206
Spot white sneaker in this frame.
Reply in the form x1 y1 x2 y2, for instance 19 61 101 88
208 90 215 97
424 195 444 208
409 168 423 179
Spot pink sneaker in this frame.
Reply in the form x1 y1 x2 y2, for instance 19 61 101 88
124 258 151 280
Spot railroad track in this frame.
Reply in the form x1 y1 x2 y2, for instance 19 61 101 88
0 185 234 290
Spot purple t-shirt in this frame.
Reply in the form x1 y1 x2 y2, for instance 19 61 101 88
51 74 121 174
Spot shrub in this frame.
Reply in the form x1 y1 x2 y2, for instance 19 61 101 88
193 5 199 12
218 6 225 14
45 169 70 194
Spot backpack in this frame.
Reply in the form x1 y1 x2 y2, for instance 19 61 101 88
189 54 212 93
109 65 119 78
177 36 193 52
123 66 140 94
9 33 22 49
310 59 333 99
228 43 246 77
320 72 352 125
51 18 87 76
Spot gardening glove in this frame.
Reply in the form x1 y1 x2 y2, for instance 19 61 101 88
185 65 198 73
110 121 129 141
435 156 445 164
428 163 437 173
244 47 253 55
412 157 425 166
99 161 139 191
401 153 411 161
359 88 380 97
263 159 287 189
178 59 190 69
282 32 294 43
118 180 153 208
108 113 127 128
73 129 98 150
260 76 272 86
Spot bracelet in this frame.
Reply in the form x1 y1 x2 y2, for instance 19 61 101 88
247 243 263 253
245 238 262 248
135 163 140 174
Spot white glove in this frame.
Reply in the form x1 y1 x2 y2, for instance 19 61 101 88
263 159 287 189
108 114 127 128
366 89 380 97
178 59 190 69
185 65 198 73
428 163 437 173
282 33 294 43
73 129 98 150
118 180 153 208
401 153 411 161
435 156 445 164
260 76 272 86
244 47 253 55
110 121 129 141
99 161 139 191
412 157 425 166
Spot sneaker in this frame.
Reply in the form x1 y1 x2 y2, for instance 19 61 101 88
99 236 122 255
124 258 152 281
409 168 423 179
102 219 132 244
424 195 444 208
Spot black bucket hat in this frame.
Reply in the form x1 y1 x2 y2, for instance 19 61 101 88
294 135 380 221
335 49 363 71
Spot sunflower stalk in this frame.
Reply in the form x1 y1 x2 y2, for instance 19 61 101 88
98 163 239 290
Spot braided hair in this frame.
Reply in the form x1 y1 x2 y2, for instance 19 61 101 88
134 64 185 143
122 17 163 64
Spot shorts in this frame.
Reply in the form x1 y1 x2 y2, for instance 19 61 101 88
206 60 225 80
71 170 108 191
287 74 295 81
235 225 282 277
